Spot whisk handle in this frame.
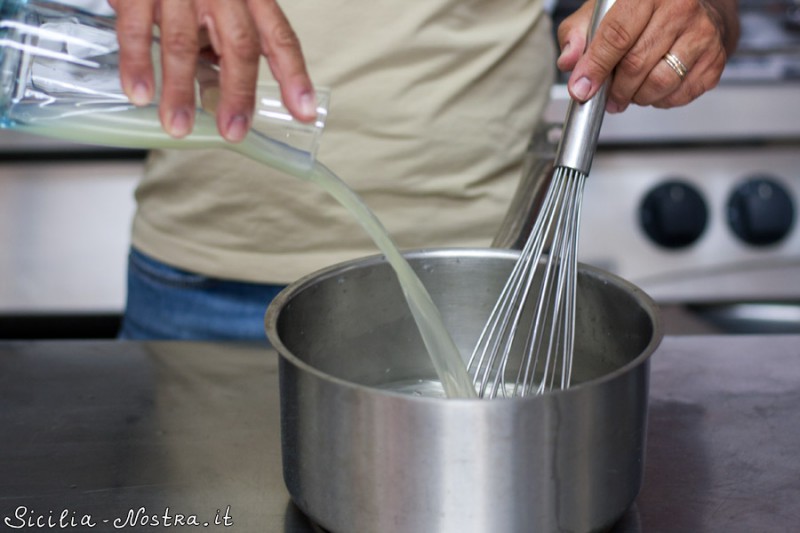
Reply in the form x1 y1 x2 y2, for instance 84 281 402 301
554 0 616 175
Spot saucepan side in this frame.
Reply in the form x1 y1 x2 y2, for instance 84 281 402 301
265 248 663 533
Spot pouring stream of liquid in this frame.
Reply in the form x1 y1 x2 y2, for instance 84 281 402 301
11 105 478 398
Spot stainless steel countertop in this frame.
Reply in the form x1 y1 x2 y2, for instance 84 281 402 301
1 336 798 532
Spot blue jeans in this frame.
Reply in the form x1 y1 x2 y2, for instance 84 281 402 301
118 248 286 341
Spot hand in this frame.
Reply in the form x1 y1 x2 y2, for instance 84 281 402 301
107 0 317 141
556 0 740 113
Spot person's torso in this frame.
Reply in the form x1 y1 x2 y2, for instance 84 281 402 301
132 0 556 282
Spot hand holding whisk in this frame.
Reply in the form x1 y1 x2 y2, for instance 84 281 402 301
467 0 616 399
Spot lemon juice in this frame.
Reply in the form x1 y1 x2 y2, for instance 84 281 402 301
10 104 477 398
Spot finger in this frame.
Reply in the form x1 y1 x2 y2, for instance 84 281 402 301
112 0 157 106
652 45 726 108
566 0 651 103
158 0 200 138
203 2 261 142
610 0 712 110
631 47 689 106
605 25 676 110
555 1 592 72
249 0 317 123
635 3 729 108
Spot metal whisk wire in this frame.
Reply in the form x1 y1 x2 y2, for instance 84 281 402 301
467 0 614 399
467 167 586 398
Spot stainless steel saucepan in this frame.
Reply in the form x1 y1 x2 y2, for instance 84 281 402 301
265 248 662 533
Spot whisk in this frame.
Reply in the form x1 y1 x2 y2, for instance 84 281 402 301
467 0 615 398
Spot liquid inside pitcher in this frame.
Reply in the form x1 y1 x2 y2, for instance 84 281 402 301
0 0 328 171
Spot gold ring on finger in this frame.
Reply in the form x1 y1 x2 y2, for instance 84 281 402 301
663 52 689 80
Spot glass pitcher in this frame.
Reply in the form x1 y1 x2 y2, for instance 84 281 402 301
0 0 328 174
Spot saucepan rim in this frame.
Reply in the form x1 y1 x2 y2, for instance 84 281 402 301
264 247 663 402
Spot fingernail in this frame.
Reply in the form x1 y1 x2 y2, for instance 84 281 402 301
225 114 250 142
606 101 622 114
168 108 193 138
131 82 150 106
299 92 316 120
571 76 592 101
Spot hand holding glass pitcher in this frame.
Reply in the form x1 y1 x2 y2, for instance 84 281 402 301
106 0 319 141
0 0 328 172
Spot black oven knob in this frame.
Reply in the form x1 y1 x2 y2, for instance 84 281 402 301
727 177 794 246
639 180 708 249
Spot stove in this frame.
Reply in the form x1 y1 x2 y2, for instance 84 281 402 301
571 136 800 304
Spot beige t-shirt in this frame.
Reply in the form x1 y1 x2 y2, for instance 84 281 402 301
131 0 555 284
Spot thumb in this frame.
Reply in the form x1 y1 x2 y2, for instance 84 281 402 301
566 2 643 102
